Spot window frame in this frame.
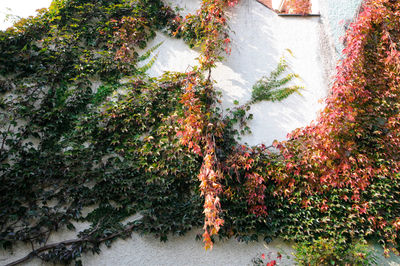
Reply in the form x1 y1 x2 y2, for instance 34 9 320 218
257 0 320 17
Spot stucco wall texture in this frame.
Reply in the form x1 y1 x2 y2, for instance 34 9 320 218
319 0 363 57
2 0 400 265
149 0 327 146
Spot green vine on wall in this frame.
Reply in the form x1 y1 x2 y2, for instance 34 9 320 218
0 1 204 264
251 55 303 104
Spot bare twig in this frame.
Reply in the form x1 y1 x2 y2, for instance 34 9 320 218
5 224 135 266
0 124 12 152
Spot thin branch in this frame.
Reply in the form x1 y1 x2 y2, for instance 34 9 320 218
5 224 135 266
0 124 12 152
5 238 83 266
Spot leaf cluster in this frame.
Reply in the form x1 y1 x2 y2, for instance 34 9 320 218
251 56 303 104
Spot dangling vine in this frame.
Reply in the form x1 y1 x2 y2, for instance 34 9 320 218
174 0 239 249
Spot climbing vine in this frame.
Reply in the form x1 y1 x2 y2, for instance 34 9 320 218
274 0 400 256
174 0 239 249
1 0 400 265
0 1 204 264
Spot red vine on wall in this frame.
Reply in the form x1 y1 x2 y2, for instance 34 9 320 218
275 0 400 254
226 145 269 217
176 0 239 250
177 0 400 254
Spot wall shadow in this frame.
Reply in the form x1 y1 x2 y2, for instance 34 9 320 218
214 0 328 146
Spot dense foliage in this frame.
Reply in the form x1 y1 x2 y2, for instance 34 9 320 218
0 0 203 264
293 237 376 265
1 0 400 265
274 0 400 256
250 54 303 104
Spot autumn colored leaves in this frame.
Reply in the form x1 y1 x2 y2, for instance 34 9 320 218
176 0 239 249
176 0 400 254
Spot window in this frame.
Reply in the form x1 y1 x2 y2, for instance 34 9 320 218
257 0 320 16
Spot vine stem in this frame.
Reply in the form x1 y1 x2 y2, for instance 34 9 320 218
0 124 12 152
5 224 135 266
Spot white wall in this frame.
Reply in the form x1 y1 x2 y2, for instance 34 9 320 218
0 225 296 265
148 0 327 146
319 0 363 57
214 0 326 146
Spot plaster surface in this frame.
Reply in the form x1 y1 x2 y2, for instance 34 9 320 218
2 228 400 266
213 0 326 146
146 0 327 146
319 0 363 57
0 228 296 266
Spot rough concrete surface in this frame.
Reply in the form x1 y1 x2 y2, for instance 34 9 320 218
319 0 363 57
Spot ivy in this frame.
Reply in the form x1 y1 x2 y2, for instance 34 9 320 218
251 54 303 104
0 0 204 264
274 0 400 256
1 0 400 264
